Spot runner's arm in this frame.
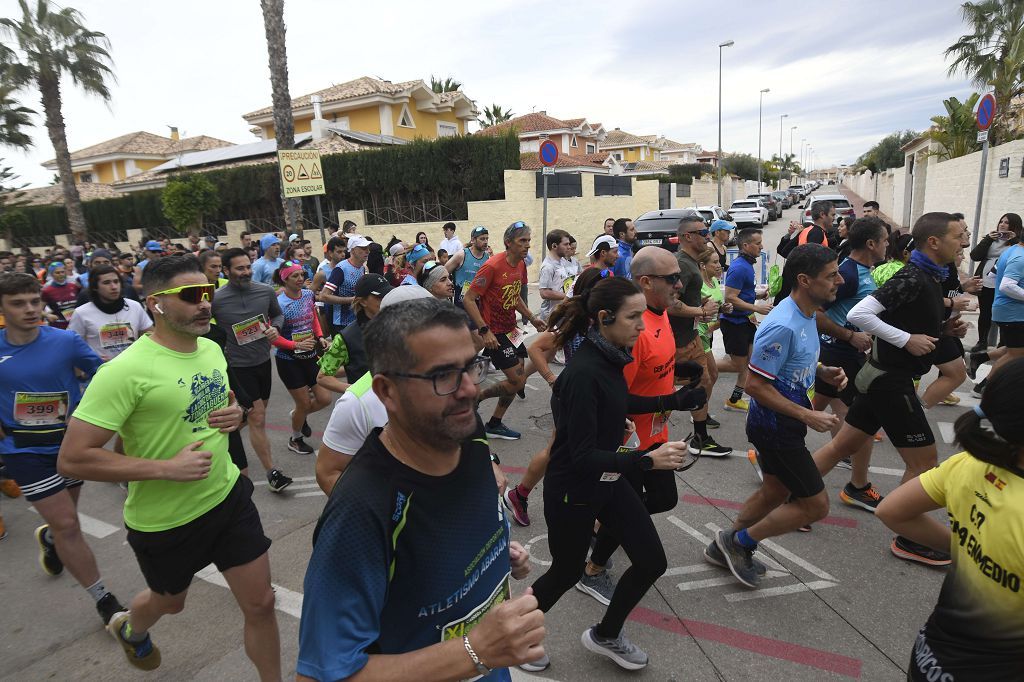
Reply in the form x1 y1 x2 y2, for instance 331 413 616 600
315 443 353 495
815 313 854 342
70 331 103 377
444 248 464 273
744 373 811 422
722 285 757 313
319 267 355 306
875 478 950 552
847 296 910 348
312 269 328 293
526 332 558 384
59 418 173 481
997 259 1024 301
461 290 486 329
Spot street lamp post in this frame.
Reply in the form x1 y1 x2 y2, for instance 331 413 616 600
800 139 807 179
777 113 788 189
717 40 734 206
790 126 797 156
757 88 769 190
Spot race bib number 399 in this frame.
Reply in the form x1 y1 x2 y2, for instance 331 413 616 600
14 391 69 426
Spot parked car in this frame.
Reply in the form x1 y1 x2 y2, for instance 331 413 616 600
788 184 807 200
801 193 855 226
632 208 697 253
729 199 768 227
747 193 780 221
771 190 792 209
695 205 733 227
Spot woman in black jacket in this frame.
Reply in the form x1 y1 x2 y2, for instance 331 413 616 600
528 276 689 672
968 213 1022 351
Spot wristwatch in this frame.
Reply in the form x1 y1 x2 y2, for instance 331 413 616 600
477 326 489 336
463 635 491 676
489 452 501 465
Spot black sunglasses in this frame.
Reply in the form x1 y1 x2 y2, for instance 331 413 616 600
648 273 682 285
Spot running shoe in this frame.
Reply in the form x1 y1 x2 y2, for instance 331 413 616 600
891 536 951 567
723 397 749 412
108 612 162 671
95 592 128 627
289 410 312 437
703 540 767 576
714 530 760 588
971 379 987 398
835 458 853 470
267 469 293 493
519 654 550 672
965 352 984 380
0 478 21 498
798 524 813 532
581 626 648 670
485 422 521 441
939 393 960 406
502 487 531 527
288 437 315 455
840 482 884 512
706 414 721 429
575 570 617 606
688 434 732 457
967 341 987 354
874 431 884 442
34 524 63 576
517 388 526 399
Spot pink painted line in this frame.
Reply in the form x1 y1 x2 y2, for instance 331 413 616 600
681 494 858 528
501 465 527 474
630 606 862 678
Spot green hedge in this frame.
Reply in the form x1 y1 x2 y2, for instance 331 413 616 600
7 132 521 238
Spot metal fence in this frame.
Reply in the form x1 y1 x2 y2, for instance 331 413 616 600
364 202 464 226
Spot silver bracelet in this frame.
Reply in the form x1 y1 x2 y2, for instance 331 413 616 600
463 635 491 676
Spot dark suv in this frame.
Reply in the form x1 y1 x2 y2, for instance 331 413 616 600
633 208 711 253
747 193 780 221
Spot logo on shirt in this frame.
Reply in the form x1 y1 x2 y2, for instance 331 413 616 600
760 342 782 362
183 369 227 432
984 472 1007 490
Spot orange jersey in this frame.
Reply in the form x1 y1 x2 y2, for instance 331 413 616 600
623 307 676 450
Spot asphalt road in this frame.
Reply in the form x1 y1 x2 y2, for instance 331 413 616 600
0 197 982 681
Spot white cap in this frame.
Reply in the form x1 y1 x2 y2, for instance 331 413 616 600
388 242 406 257
380 284 432 309
348 236 371 250
586 234 617 257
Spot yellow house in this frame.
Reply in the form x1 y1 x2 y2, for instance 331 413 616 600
599 128 669 163
41 130 233 185
241 76 479 142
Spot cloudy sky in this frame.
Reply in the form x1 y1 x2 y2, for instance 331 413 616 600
1 0 975 187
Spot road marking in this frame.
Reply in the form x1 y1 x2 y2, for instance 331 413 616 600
725 580 837 602
253 475 316 486
678 571 788 592
868 466 905 477
523 533 552 566
29 507 120 539
296 490 326 498
663 563 717 577
667 516 785 572
195 564 303 619
937 421 955 444
749 537 837 582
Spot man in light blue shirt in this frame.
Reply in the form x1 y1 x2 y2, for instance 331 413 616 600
991 242 1024 369
251 234 284 285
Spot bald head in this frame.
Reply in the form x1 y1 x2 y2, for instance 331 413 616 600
630 245 677 278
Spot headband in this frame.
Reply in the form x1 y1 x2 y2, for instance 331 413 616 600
279 263 304 282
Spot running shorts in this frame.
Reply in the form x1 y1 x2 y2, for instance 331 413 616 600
232 360 273 407
485 332 528 371
996 321 1024 348
275 356 320 390
126 475 270 595
0 452 82 502
845 369 935 448
720 320 756 357
748 442 824 499
814 348 865 406
932 335 965 365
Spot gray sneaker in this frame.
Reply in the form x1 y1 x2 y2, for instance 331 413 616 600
581 626 648 670
714 530 761 588
703 539 767 576
518 653 550 672
575 569 617 606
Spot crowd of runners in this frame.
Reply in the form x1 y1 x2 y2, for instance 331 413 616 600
0 205 1021 681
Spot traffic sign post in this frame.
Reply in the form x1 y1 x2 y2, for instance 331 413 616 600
538 139 559 249
971 93 996 255
278 149 327 242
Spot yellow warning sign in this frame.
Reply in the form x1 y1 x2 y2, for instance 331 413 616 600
277 150 325 197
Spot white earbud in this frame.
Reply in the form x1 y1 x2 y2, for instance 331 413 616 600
155 303 164 315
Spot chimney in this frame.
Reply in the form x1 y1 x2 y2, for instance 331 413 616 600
169 126 179 141
539 110 546 116
310 95 330 140
311 95 324 120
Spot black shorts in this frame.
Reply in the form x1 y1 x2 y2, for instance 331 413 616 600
933 335 965 365
0 452 83 502
232 360 272 408
996 321 1024 348
815 348 864 406
275 355 320 390
845 371 935 448
721 320 756 357
228 430 248 471
126 476 270 595
750 443 824 499
485 332 528 371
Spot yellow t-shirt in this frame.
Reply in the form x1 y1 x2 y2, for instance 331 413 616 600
73 335 239 532
915 451 1024 676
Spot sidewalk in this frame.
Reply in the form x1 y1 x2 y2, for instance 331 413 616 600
836 185 898 227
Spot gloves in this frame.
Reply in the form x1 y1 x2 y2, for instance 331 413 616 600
674 360 704 386
671 385 707 412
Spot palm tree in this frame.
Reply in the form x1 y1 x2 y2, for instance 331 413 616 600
924 93 982 160
0 0 114 240
0 85 33 148
477 103 514 128
945 0 1024 143
260 0 300 232
430 75 462 93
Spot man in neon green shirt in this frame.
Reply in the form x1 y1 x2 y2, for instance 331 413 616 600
59 254 280 678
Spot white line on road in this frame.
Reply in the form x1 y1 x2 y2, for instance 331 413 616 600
703 522 786 572
29 507 120 539
253 475 317 487
195 564 303 619
725 580 837 602
868 466 905 477
666 515 712 545
754 537 837 582
677 571 788 592
663 564 717 577
938 422 955 444
296 490 326 498
524 533 552 566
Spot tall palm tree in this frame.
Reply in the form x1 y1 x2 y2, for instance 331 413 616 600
260 0 300 232
478 103 513 128
430 75 462 93
924 93 982 160
945 0 1024 143
0 85 33 149
0 0 114 240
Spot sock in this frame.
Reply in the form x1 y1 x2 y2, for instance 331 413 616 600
487 417 502 427
693 419 709 439
85 579 108 603
121 620 147 643
730 385 744 402
291 431 303 440
735 528 758 550
516 483 532 498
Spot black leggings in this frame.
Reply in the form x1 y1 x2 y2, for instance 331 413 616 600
977 286 998 347
590 468 678 567
530 478 667 639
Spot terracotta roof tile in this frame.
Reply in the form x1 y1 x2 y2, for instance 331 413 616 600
18 183 125 206
43 131 233 165
519 151 610 170
601 129 648 147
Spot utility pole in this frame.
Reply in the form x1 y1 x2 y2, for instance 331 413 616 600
757 88 769 190
778 113 788 189
717 40 734 206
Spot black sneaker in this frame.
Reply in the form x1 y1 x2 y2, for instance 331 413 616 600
267 469 293 493
840 482 884 512
289 409 312 437
891 536 951 566
517 388 526 399
689 435 732 457
714 530 760 588
34 524 63 576
706 414 721 429
835 457 853 470
288 437 315 455
965 352 984 380
95 592 128 626
971 378 987 398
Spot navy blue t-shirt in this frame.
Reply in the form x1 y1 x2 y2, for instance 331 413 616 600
721 255 756 325
297 422 512 681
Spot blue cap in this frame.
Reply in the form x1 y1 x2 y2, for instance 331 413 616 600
260 234 281 250
710 219 732 233
407 243 430 264
471 226 489 238
144 240 162 251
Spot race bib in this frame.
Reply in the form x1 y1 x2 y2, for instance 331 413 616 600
506 327 523 347
562 275 576 295
99 322 134 352
232 314 268 346
292 330 313 344
651 411 669 438
14 391 69 426
599 472 621 482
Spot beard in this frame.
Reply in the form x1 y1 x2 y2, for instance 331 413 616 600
395 393 478 446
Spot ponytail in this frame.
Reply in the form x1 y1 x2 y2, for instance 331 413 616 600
954 359 1024 472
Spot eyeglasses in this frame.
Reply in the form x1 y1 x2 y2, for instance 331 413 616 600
510 221 527 229
684 229 710 237
150 283 216 303
388 356 489 396
648 273 682 285
422 260 441 272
